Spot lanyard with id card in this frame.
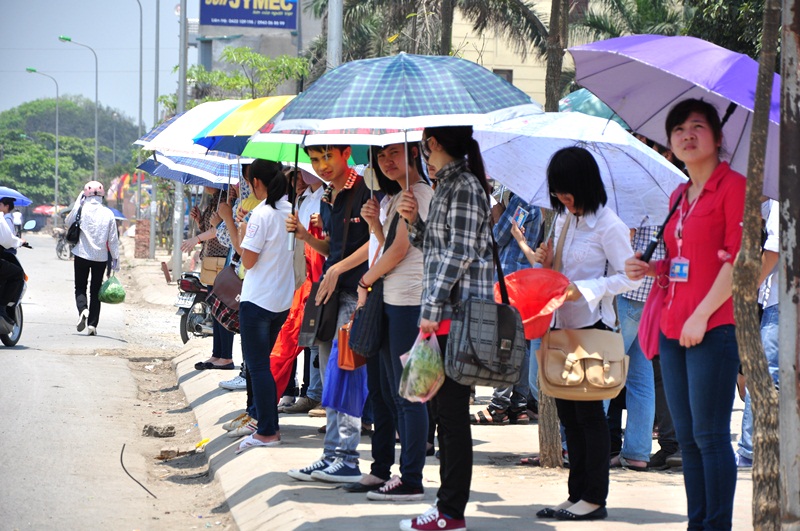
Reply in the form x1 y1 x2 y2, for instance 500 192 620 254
670 191 700 283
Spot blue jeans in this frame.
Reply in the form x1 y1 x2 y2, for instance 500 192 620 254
317 292 361 464
660 326 739 531
738 305 780 459
307 345 322 402
239 301 289 437
212 318 235 360
617 297 656 462
490 343 530 411
376 304 428 488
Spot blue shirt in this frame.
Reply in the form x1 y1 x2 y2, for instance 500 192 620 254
492 194 542 281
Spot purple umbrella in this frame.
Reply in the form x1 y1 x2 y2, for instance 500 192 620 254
569 34 780 199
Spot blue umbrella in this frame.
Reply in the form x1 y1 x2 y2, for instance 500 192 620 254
0 186 32 207
137 158 228 190
559 88 629 129
265 52 542 132
108 207 127 221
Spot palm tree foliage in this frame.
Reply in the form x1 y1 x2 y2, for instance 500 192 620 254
303 0 547 83
571 0 689 43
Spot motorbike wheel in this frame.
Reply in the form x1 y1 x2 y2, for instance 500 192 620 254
56 240 71 260
180 312 191 344
1 305 23 347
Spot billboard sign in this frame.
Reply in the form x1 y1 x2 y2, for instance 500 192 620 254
200 0 297 30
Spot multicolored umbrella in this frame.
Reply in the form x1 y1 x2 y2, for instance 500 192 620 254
194 95 295 155
569 34 780 199
135 99 247 160
474 112 687 228
263 52 542 132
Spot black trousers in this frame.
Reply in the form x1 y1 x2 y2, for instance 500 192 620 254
74 255 107 328
555 398 610 506
432 334 472 520
0 258 24 311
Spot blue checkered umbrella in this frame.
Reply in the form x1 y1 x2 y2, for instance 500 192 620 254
138 157 229 190
263 52 542 132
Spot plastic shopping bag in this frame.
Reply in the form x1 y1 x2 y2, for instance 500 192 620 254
398 332 444 403
494 268 569 339
321 339 369 417
98 274 126 304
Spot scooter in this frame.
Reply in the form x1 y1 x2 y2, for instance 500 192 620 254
52 226 74 260
1 220 35 347
175 271 213 344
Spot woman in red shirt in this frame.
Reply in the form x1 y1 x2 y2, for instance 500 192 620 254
626 99 745 531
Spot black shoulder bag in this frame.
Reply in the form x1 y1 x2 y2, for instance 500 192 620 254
66 205 83 245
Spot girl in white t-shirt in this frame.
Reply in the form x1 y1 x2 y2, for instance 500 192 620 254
350 143 434 500
236 159 295 453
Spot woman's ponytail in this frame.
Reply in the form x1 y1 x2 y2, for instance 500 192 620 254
249 159 287 208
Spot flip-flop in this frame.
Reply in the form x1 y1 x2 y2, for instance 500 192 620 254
470 409 509 425
236 434 281 454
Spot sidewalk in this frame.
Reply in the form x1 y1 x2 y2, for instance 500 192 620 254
125 244 754 531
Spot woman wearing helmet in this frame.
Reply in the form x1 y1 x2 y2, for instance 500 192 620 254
65 181 120 335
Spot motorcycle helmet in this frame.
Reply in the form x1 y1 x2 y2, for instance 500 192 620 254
83 180 105 197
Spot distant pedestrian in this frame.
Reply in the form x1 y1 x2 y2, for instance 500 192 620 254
11 209 23 237
65 181 120 336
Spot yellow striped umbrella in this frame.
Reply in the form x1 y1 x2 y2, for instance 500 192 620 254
194 95 295 155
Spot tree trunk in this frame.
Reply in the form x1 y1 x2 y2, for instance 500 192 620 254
536 209 564 468
779 0 800 527
731 0 782 528
544 0 563 112
439 0 454 56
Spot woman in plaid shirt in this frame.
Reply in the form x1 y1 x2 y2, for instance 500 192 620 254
397 125 493 531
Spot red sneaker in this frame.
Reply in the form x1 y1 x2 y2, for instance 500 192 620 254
399 506 467 531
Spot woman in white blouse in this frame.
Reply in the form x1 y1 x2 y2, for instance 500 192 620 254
234 159 295 453
531 147 639 521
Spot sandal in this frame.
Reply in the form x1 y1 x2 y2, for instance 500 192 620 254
470 406 509 425
508 408 531 425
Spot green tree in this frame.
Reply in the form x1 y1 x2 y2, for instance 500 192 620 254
684 0 766 61
160 47 309 115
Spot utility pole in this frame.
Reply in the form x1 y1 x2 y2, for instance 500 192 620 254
150 0 160 259
172 0 187 280
326 0 342 69
779 0 800 527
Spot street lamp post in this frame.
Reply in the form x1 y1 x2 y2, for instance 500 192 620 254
59 35 98 180
135 0 144 220
151 0 160 259
26 68 59 226
112 112 118 165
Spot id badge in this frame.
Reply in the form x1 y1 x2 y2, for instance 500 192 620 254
669 257 690 282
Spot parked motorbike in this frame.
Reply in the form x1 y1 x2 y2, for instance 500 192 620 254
52 226 74 260
1 220 35 347
175 272 213 344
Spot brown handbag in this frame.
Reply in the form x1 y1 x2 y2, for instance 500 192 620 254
210 265 243 311
337 317 366 370
535 213 628 401
200 256 227 286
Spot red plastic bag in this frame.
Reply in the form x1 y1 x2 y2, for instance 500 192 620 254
494 268 569 340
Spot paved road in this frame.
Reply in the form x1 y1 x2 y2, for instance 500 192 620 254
0 233 152 529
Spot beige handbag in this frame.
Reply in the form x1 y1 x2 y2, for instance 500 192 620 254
535 213 628 401
200 256 227 286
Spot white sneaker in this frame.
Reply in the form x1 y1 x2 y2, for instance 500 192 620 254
222 413 251 431
227 420 257 438
77 309 89 332
87 326 97 336
219 375 247 390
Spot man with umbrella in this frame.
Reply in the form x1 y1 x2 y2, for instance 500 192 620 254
285 144 371 484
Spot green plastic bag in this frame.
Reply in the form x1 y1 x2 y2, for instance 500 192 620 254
99 274 126 304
